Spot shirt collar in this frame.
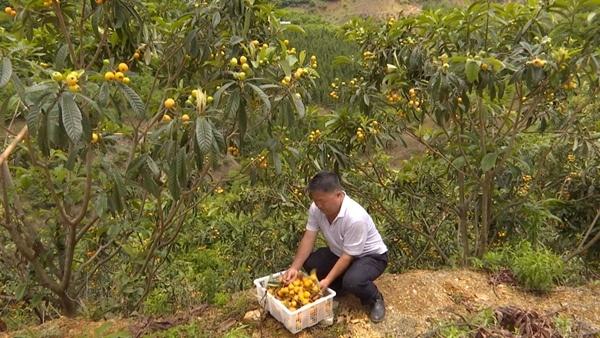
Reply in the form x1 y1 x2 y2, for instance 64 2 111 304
334 192 349 221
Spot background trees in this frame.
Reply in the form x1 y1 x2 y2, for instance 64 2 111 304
1 0 598 329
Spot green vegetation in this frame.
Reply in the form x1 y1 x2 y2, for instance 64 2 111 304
511 242 565 292
433 306 581 337
477 241 566 292
278 14 361 106
279 0 317 6
0 0 599 335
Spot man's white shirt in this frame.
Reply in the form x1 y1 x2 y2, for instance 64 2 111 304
306 193 388 257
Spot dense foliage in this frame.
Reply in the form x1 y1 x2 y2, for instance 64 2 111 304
0 0 598 331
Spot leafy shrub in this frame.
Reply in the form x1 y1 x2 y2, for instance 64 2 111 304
511 242 565 292
438 325 470 338
143 289 173 316
480 250 510 272
475 241 565 292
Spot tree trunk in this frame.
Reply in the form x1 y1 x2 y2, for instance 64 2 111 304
59 292 78 317
476 171 494 257
458 171 469 265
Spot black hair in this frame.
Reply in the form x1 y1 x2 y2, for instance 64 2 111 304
307 171 342 193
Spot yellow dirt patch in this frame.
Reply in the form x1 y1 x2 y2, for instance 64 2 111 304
321 0 421 21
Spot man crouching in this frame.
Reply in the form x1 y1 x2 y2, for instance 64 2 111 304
283 171 388 322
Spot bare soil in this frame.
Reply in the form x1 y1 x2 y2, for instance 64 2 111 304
3 269 599 338
319 0 421 22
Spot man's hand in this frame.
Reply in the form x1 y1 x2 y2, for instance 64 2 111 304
282 267 298 285
318 278 330 291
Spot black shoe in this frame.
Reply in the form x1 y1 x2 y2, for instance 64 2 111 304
369 293 385 323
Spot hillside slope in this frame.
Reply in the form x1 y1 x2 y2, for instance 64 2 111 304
288 0 474 24
3 269 599 337
285 0 421 23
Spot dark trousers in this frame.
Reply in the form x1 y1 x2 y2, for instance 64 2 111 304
303 247 388 305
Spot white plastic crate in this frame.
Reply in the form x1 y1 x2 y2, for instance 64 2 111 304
253 271 336 334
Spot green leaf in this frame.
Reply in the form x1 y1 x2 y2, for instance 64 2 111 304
291 93 305 118
230 35 244 46
15 283 27 301
141 167 160 198
108 173 124 214
451 156 466 169
484 57 505 73
0 57 12 88
59 93 83 143
25 82 55 94
213 81 236 107
54 45 69 70
167 160 180 201
25 106 41 136
238 103 247 141
465 59 479 83
227 89 241 118
176 149 187 187
480 152 499 172
38 110 50 156
212 11 221 28
126 155 146 179
279 59 292 77
332 56 353 66
94 193 108 217
213 128 225 152
448 55 467 63
247 83 271 113
145 155 160 178
195 117 214 154
117 83 145 117
281 24 305 34
243 9 251 36
587 12 596 24
286 55 298 68
299 50 306 65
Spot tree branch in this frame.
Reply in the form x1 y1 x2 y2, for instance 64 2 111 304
53 1 78 68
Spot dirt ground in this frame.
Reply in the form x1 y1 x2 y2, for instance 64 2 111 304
319 0 421 22
4 269 598 338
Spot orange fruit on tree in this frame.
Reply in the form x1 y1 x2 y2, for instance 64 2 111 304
65 74 78 86
164 98 175 109
115 72 124 82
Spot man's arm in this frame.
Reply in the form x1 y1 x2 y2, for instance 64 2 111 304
320 253 353 289
283 230 318 283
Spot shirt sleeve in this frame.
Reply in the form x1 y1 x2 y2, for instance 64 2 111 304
343 221 367 256
306 203 320 232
